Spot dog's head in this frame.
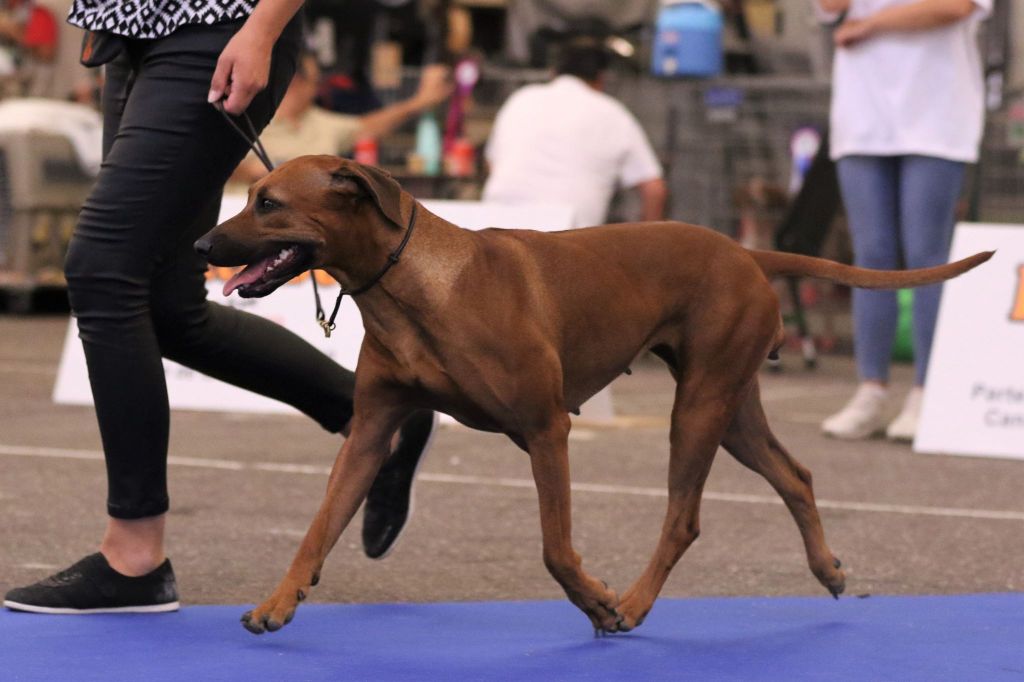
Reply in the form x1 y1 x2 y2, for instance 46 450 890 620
195 155 407 298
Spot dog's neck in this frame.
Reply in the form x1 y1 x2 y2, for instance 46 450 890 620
320 193 419 291
323 196 476 339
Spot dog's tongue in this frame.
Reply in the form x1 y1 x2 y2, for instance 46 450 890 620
223 256 274 297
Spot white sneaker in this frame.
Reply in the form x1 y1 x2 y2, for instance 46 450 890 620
886 387 923 442
822 383 893 440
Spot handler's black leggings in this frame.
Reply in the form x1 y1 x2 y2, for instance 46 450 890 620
65 18 356 520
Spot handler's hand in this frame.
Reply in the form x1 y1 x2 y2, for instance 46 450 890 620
208 25 273 114
413 64 454 108
834 18 875 48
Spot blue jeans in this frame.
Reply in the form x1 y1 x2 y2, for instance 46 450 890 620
836 155 966 386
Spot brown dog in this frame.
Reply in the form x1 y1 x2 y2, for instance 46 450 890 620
195 155 991 635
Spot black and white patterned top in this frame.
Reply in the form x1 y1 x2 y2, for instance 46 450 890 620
69 0 257 40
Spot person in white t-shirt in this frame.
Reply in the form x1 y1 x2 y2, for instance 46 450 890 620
482 41 667 229
816 0 991 441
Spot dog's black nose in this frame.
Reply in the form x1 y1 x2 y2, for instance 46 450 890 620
194 235 212 257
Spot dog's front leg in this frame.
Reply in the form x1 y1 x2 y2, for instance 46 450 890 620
525 413 622 634
241 407 406 635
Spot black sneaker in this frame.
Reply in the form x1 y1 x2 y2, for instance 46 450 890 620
3 553 179 614
362 410 438 559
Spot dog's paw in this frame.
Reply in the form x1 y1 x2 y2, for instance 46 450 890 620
613 587 652 633
240 583 306 635
570 577 623 634
241 607 295 635
813 555 846 599
825 570 846 599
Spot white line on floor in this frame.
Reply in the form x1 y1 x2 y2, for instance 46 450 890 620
2 443 1023 522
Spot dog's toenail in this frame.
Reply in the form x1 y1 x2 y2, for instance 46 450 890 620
241 618 265 635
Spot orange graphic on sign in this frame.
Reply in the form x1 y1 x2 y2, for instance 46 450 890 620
1012 264 1024 322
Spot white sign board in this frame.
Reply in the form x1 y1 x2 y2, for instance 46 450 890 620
914 223 1024 460
53 199 624 422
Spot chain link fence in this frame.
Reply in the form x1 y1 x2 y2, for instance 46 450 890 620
614 75 1024 234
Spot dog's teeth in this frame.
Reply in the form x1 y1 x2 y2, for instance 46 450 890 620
273 248 294 266
266 247 296 274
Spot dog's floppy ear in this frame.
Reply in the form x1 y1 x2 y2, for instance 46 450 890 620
329 160 405 229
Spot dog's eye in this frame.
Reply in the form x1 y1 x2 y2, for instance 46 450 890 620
258 197 281 212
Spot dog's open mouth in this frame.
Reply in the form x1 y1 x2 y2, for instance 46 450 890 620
223 244 314 298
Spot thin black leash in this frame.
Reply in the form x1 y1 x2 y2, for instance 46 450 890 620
217 105 273 172
215 103 417 338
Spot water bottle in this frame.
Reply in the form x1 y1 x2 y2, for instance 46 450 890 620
415 112 443 177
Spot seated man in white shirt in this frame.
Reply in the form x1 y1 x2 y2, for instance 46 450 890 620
482 40 667 228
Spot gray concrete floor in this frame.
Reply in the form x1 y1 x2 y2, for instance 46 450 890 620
1 313 1023 609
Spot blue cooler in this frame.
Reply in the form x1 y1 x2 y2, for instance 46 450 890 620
651 0 724 78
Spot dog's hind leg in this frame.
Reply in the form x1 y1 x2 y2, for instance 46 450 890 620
615 370 742 632
524 410 622 633
721 379 846 598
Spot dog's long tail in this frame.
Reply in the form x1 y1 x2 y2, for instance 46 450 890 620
750 249 994 289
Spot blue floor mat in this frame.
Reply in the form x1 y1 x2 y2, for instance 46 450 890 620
2 593 1022 681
